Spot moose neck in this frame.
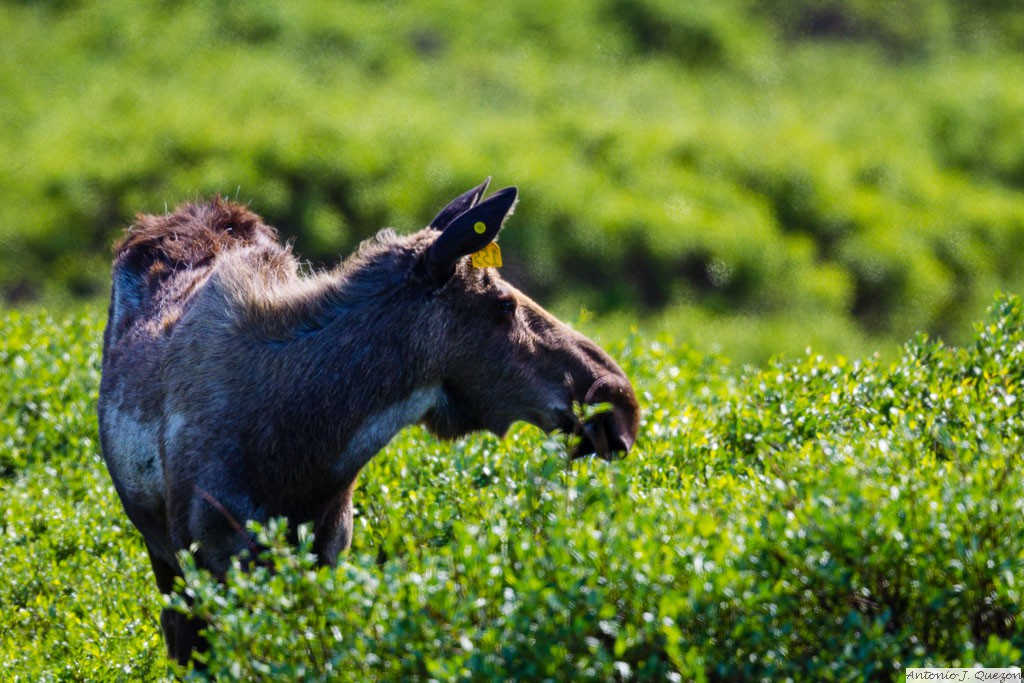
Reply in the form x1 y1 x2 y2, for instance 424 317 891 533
244 249 440 490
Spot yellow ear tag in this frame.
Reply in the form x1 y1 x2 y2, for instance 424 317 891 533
471 242 502 269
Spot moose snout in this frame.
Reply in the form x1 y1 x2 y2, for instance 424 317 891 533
570 375 640 462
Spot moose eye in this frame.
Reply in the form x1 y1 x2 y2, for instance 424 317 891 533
496 297 517 316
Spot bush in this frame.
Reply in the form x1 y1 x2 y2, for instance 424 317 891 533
1 297 1022 680
163 295 1024 681
0 308 165 681
2 1 1024 361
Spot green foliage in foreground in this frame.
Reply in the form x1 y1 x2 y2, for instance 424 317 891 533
1 298 1023 681
0 311 164 680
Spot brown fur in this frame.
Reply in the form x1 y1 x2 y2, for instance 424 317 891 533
116 198 279 272
98 188 639 666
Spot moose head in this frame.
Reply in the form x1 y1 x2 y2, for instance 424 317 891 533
412 178 639 459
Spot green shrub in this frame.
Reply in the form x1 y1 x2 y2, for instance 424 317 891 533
755 0 953 57
160 295 1024 681
1 297 1022 680
2 1 1024 361
0 308 166 681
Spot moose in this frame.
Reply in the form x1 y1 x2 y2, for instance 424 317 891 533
97 178 640 664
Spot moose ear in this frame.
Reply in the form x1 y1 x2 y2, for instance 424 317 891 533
425 186 518 285
428 177 491 231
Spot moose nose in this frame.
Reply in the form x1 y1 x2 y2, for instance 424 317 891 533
571 376 640 461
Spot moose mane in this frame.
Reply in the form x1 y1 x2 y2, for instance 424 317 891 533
219 227 434 341
115 197 281 272
112 198 444 342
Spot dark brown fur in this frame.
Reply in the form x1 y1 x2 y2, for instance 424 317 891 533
98 187 639 666
116 198 279 272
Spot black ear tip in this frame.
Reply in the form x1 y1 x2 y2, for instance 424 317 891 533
491 186 518 206
476 186 518 225
429 177 496 231
473 176 492 198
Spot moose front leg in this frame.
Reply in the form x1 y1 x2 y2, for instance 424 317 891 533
313 482 357 566
185 483 265 574
162 478 266 665
145 538 212 667
143 542 186 662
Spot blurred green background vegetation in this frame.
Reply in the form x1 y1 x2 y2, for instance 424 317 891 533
2 0 1023 360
